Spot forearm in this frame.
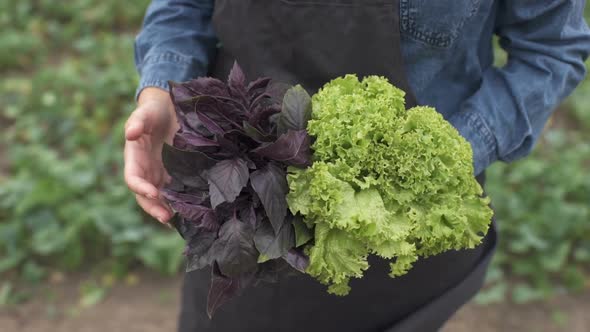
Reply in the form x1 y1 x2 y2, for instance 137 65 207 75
450 0 590 176
134 0 217 100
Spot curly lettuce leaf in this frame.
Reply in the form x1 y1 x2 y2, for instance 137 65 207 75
306 223 369 296
287 75 493 294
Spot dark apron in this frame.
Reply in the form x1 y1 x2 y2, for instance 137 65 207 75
178 1 498 331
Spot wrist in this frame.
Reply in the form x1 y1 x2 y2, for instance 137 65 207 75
138 87 172 108
137 87 179 139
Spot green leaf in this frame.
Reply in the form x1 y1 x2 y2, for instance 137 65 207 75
0 283 13 307
0 252 25 273
137 233 184 275
474 282 507 305
31 222 68 255
79 284 106 308
512 283 546 304
21 261 46 283
551 310 569 328
539 242 571 272
306 223 370 295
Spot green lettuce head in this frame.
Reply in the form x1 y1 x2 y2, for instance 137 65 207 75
287 75 493 295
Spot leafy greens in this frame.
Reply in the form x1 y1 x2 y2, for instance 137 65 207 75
163 69 493 315
286 75 494 295
161 63 312 318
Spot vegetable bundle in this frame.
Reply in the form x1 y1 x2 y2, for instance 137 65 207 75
161 64 493 317
162 63 313 317
287 75 493 295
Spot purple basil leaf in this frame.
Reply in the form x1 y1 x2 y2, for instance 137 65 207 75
168 213 186 239
170 213 207 239
206 263 253 319
243 155 257 170
169 81 193 100
227 61 247 99
249 163 288 234
247 77 272 95
239 204 257 228
242 121 273 143
266 81 292 105
170 213 216 248
282 249 309 273
186 175 210 191
214 134 241 156
196 111 225 135
161 189 207 205
162 143 218 187
291 214 313 247
277 85 312 135
176 131 219 147
210 215 258 277
168 201 218 232
252 130 312 168
249 105 282 130
178 111 212 136
172 133 190 150
173 133 219 154
191 94 244 131
185 77 229 97
169 81 196 114
165 177 185 192
222 130 262 156
186 230 217 272
254 218 295 262
207 158 249 208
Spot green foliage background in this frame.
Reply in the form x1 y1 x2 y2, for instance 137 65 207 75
0 0 183 282
0 1 588 303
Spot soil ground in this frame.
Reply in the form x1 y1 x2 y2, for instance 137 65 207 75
0 272 588 332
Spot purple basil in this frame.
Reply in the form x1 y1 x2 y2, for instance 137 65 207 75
161 62 312 317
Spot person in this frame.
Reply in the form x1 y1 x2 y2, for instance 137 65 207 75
124 1 590 331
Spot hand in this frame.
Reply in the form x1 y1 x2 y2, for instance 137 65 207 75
124 87 179 224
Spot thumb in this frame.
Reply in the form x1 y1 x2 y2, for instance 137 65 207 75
125 106 154 141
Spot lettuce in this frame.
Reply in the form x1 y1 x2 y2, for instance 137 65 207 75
287 75 493 295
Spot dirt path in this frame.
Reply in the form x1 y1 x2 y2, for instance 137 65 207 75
0 272 588 332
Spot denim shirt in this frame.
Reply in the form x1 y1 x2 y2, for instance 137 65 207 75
134 0 590 176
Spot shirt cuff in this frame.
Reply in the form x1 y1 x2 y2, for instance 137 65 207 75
447 110 498 177
135 52 207 101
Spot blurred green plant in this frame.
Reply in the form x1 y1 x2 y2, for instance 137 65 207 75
567 67 590 129
0 0 183 283
479 129 590 303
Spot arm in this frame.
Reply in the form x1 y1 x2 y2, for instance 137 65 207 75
125 0 216 224
134 0 217 99
449 0 590 176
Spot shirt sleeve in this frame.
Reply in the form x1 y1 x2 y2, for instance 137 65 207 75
133 0 217 100
448 0 590 176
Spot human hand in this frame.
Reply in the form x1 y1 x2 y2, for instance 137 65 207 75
124 87 179 224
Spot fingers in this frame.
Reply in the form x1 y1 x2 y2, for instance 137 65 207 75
126 174 160 200
123 141 160 199
125 107 153 141
135 194 173 224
